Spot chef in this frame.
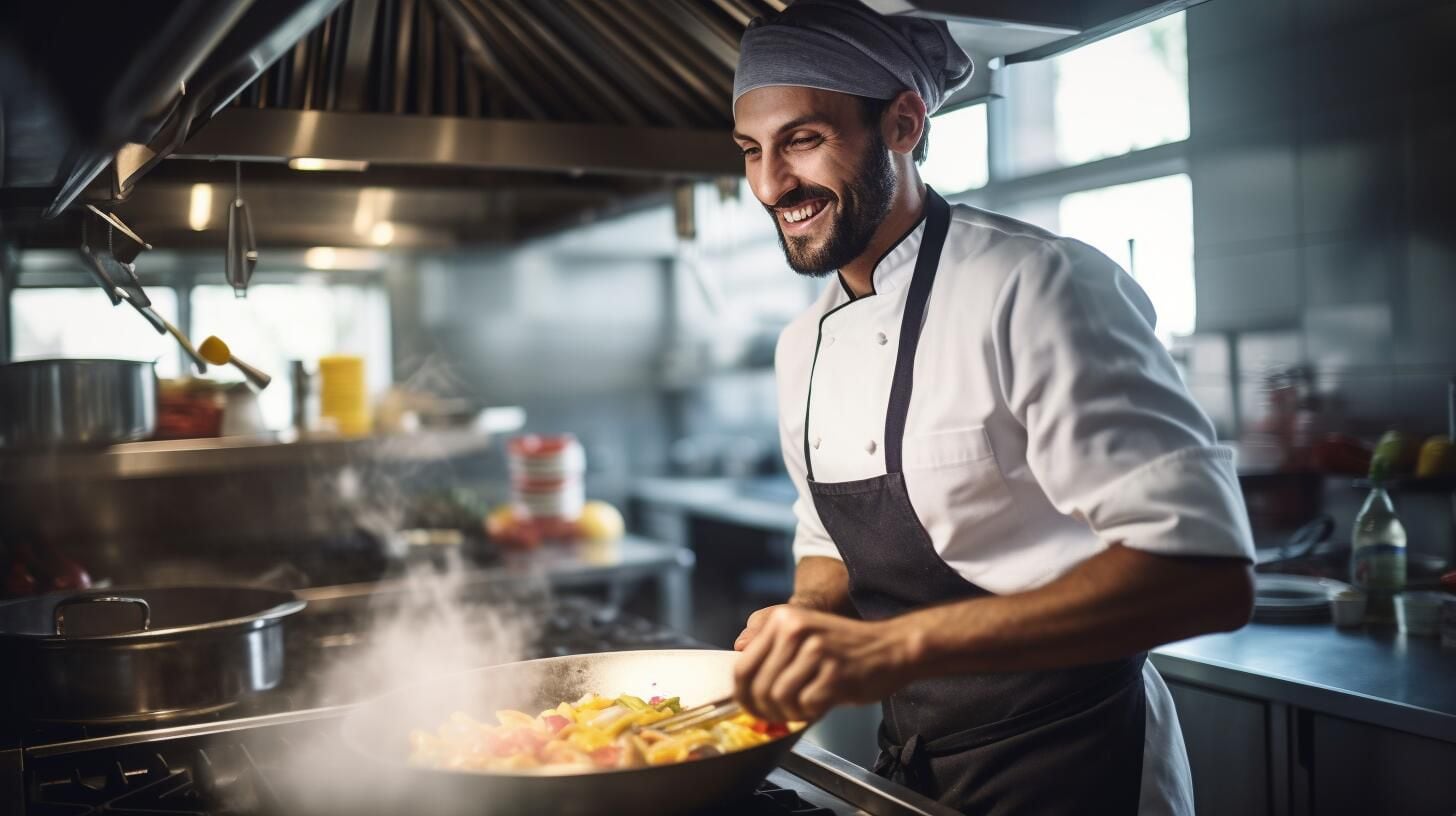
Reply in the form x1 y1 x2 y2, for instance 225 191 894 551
728 2 1256 813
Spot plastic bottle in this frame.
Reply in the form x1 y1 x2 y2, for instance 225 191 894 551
1350 460 1408 623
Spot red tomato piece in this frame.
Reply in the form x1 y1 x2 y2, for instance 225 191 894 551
590 746 622 768
543 715 570 734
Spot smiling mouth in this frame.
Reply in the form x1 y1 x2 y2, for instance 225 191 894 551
776 198 830 227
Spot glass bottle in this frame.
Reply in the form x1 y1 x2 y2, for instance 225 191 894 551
1350 462 1408 623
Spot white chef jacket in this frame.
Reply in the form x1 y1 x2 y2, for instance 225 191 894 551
774 202 1255 816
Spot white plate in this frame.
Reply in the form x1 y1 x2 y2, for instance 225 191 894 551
1253 575 1352 622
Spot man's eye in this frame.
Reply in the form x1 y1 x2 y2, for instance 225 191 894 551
789 136 821 148
740 146 761 158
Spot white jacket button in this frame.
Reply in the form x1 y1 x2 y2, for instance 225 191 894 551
875 332 888 345
813 437 823 450
865 440 878 454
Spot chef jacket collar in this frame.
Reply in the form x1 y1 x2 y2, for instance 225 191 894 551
833 211 928 302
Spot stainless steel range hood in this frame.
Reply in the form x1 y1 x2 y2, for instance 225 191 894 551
1 0 1206 250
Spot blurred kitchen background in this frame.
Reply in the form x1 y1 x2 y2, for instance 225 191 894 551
1 0 1455 810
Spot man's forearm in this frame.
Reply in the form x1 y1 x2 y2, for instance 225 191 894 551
789 556 855 615
894 544 1253 678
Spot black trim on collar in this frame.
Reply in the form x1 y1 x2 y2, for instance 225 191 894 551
832 203 932 301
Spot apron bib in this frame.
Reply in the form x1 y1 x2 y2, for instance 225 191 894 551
805 190 1147 815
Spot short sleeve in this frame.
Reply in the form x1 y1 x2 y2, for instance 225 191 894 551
993 240 1254 561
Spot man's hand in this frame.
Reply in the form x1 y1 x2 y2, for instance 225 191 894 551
732 606 919 723
736 556 855 652
734 604 788 652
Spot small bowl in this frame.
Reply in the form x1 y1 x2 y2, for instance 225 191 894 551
1395 591 1446 637
1330 591 1367 628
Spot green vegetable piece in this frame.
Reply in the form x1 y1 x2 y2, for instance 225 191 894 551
656 696 682 714
617 694 650 712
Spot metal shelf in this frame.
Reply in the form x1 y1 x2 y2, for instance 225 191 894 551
0 428 494 483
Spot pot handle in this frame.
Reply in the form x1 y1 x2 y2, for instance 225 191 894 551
54 595 152 636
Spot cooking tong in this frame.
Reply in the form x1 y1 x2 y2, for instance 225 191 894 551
79 206 209 374
645 696 744 735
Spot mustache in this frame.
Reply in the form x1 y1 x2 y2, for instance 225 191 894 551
767 185 836 210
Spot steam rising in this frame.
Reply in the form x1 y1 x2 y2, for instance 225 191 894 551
249 356 547 813
263 548 546 815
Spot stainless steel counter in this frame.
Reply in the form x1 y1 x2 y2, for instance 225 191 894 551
1152 622 1456 743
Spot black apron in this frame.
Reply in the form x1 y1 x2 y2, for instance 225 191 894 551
805 190 1147 815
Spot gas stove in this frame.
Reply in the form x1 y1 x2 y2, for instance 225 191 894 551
3 595 954 816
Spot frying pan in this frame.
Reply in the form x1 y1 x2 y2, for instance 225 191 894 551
340 649 804 816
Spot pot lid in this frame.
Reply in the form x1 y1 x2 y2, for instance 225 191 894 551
0 586 305 641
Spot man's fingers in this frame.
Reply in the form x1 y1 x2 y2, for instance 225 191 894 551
797 657 843 721
747 613 802 722
766 634 825 721
734 605 783 651
733 615 777 710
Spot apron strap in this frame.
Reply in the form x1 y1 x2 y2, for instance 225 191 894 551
884 189 950 474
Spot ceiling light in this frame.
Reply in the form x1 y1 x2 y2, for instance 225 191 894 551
289 157 369 172
188 183 212 231
369 221 396 246
304 246 385 271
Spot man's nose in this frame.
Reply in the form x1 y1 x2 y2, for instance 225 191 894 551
752 151 797 210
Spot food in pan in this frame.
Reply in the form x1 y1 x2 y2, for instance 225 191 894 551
409 693 800 773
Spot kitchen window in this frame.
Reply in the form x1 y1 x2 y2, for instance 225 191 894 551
1058 174 1195 343
190 282 392 430
999 12 1188 177
945 11 1194 349
921 103 990 194
998 174 1194 347
11 287 183 378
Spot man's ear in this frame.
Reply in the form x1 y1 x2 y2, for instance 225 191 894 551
883 90 928 156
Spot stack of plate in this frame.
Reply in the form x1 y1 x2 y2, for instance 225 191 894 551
1253 575 1352 623
508 434 585 522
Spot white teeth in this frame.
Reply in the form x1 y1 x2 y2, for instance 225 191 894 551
782 203 822 224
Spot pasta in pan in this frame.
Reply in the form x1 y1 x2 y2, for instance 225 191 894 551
409 693 800 774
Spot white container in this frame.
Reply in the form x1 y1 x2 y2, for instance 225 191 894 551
1330 591 1367 628
1394 591 1445 637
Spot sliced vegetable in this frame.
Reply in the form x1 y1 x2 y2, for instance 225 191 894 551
409 692 803 774
616 694 650 712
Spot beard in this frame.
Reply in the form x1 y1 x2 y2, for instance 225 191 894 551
769 137 897 278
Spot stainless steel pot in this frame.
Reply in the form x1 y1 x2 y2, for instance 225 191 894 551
0 358 158 447
341 650 804 816
0 586 305 723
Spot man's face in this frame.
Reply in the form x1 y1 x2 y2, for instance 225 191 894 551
733 86 896 277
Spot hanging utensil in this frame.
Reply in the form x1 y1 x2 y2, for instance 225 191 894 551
78 207 150 308
198 335 272 390
136 297 211 375
226 162 258 297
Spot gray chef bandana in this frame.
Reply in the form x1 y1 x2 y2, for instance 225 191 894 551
732 0 973 115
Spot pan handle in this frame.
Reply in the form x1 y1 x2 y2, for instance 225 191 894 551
54 595 152 636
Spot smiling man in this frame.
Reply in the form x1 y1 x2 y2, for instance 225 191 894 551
728 2 1256 814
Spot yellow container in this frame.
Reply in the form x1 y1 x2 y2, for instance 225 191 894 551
318 355 370 436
